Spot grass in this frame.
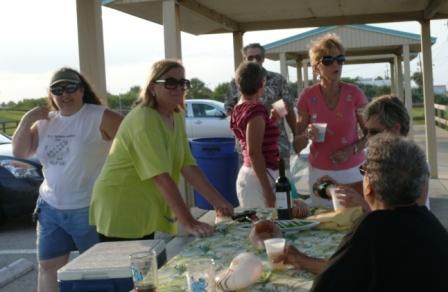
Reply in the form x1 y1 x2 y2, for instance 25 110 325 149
412 107 425 125
0 110 25 136
0 110 25 122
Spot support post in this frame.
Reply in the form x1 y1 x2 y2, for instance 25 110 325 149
421 20 438 178
76 0 107 102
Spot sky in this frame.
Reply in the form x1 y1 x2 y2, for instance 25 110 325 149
0 0 447 103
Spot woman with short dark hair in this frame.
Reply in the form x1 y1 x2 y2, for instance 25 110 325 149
230 62 280 207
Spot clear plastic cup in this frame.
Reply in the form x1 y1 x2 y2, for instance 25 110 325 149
264 238 286 270
272 99 288 118
129 250 158 292
186 258 216 292
312 123 327 142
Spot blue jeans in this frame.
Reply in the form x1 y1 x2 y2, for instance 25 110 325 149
36 198 99 260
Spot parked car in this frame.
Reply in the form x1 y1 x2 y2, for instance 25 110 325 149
0 133 43 222
185 99 234 139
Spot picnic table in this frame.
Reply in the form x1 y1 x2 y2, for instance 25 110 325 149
158 209 345 291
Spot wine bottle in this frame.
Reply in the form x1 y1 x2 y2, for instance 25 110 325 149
275 159 292 220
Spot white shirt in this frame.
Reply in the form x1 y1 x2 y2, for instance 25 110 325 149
36 104 110 209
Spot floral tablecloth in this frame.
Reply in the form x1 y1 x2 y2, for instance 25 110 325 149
158 209 345 291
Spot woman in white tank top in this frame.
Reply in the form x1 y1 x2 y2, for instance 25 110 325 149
12 67 123 292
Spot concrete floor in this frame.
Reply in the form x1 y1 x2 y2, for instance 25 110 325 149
415 125 448 229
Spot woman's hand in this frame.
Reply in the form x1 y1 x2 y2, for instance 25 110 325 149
214 201 234 218
263 189 276 208
292 199 310 218
269 108 281 123
184 219 215 237
293 134 308 154
12 106 51 158
23 106 51 124
306 124 320 142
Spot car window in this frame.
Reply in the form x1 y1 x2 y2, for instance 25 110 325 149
192 103 222 118
0 133 11 144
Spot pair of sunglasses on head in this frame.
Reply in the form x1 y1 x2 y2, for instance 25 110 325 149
320 54 346 66
50 83 80 96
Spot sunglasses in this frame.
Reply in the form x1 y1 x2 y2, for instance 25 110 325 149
247 54 263 62
50 83 80 96
320 54 346 66
359 164 367 176
155 78 191 90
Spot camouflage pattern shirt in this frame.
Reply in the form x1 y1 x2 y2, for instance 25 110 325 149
225 69 295 160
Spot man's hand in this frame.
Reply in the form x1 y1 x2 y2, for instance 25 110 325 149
272 244 306 269
335 185 370 212
292 200 310 218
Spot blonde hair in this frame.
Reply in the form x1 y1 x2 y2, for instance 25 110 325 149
309 33 345 66
136 59 185 112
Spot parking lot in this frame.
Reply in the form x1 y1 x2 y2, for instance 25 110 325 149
0 216 38 291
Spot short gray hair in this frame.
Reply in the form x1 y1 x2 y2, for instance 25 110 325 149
364 134 428 206
242 43 265 58
363 95 410 136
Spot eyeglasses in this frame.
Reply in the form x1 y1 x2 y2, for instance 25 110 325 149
155 78 191 90
320 55 346 66
50 83 80 96
246 54 263 62
359 164 367 176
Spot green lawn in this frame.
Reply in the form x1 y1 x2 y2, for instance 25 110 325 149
0 110 25 136
412 107 425 125
0 110 25 122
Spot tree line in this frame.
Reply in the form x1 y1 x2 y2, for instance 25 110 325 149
2 72 446 112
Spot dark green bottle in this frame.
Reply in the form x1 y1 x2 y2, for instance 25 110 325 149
275 159 292 220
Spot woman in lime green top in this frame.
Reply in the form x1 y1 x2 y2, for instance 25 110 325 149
90 60 233 240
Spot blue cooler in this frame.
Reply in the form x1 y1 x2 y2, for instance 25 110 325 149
58 240 166 292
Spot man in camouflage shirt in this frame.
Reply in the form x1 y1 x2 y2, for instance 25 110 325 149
225 43 297 168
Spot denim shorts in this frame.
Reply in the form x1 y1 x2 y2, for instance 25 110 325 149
36 198 99 260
